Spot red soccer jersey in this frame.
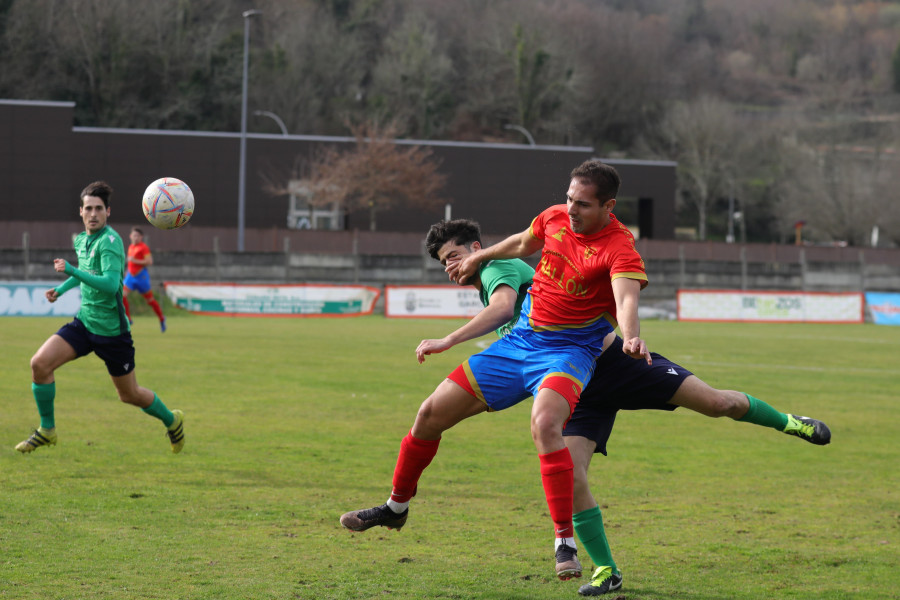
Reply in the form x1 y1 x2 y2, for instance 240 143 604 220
527 204 647 329
127 242 151 276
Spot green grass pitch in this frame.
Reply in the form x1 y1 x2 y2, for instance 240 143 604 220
1 314 898 599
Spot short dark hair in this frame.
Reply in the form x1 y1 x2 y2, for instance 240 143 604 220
570 160 620 203
425 219 482 260
80 181 114 208
131 227 144 236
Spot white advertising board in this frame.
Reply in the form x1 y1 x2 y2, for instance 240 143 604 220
677 290 864 323
164 282 380 317
0 281 81 316
385 285 482 318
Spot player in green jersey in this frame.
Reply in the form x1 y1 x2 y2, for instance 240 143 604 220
15 181 185 454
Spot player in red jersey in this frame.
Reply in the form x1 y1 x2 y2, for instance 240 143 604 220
123 228 166 332
340 160 648 580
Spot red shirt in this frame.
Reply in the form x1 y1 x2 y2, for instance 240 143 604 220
528 205 647 329
127 242 151 276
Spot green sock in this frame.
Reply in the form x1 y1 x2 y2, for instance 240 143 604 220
737 394 789 431
32 382 56 430
573 506 618 573
141 393 174 428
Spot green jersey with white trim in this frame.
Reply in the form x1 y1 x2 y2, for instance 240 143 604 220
478 258 535 337
70 225 130 336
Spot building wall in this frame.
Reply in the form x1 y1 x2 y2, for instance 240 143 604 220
0 99 677 246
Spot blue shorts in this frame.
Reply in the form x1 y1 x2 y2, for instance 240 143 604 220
563 336 692 454
56 318 136 377
448 327 597 412
123 269 152 294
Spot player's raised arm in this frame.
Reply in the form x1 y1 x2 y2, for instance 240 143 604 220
452 229 542 285
415 284 518 363
612 277 650 364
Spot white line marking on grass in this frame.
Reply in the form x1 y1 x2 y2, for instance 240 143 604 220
682 359 898 375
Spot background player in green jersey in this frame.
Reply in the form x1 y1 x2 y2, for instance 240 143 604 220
15 181 185 454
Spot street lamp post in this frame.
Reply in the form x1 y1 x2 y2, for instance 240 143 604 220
504 124 536 147
253 110 288 136
238 9 262 252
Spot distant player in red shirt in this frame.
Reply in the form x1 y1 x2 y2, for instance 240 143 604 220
123 228 166 332
340 160 649 580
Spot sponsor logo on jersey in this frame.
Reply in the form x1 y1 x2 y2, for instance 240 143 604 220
550 227 567 242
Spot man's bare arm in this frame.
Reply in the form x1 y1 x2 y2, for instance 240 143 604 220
451 229 542 285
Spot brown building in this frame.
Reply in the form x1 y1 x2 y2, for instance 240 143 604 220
0 99 676 250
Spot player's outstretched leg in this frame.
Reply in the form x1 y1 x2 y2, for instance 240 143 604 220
783 414 831 445
578 566 623 596
167 409 185 453
340 504 409 531
15 428 57 453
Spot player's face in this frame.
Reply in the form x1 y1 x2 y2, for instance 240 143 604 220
130 230 142 244
80 195 110 233
566 178 615 235
438 240 481 286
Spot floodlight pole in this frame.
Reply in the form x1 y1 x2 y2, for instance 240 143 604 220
238 9 262 253
504 124 536 147
253 110 288 136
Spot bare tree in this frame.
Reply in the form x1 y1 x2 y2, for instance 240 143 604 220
776 139 900 246
302 121 449 231
646 95 746 240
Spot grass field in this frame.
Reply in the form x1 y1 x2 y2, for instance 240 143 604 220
1 312 898 599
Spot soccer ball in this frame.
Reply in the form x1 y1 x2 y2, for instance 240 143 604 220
142 177 195 230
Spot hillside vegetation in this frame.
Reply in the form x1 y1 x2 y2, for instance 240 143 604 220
2 0 899 245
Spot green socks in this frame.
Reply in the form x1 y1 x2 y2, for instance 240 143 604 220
141 393 175 428
32 382 56 430
737 394 789 431
573 505 618 573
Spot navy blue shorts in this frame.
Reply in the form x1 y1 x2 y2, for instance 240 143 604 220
56 318 136 377
563 337 692 454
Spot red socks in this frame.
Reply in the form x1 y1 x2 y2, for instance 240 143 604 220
145 294 164 321
540 448 575 538
390 431 441 503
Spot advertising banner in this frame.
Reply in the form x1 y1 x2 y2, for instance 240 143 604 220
0 281 81 316
385 285 482 318
865 292 900 326
164 282 380 317
677 290 864 323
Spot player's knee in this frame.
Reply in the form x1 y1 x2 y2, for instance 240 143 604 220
30 354 51 380
413 398 444 437
116 389 142 406
530 411 560 444
706 392 742 418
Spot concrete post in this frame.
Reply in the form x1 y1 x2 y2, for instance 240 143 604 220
740 246 747 290
22 231 30 280
859 250 866 291
800 248 807 291
352 229 360 284
213 236 221 282
283 236 290 282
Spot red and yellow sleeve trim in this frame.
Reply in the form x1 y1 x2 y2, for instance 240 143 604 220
611 271 649 289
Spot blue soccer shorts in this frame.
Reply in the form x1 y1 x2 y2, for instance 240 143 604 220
447 329 596 413
123 269 152 294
